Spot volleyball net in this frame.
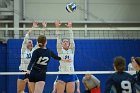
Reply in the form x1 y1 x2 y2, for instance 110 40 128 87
0 27 140 40
0 27 140 71
0 27 139 92
0 27 140 72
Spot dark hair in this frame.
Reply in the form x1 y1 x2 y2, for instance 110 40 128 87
37 35 47 48
134 57 140 66
61 38 70 42
114 56 126 72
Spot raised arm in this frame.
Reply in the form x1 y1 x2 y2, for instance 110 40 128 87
21 29 31 53
20 27 32 70
41 21 47 35
20 23 35 70
31 22 39 50
55 20 62 54
31 21 47 51
27 50 38 71
65 21 75 52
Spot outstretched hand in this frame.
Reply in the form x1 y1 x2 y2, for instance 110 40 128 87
32 21 38 28
55 20 61 27
65 21 72 28
27 70 30 74
27 21 38 35
42 21 47 28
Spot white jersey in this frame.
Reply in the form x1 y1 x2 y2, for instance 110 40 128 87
19 33 37 71
59 48 75 72
56 29 75 72
128 63 135 71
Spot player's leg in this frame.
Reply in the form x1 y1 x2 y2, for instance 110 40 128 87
66 82 75 93
34 81 45 93
56 80 66 93
27 81 32 93
17 79 26 93
28 82 35 93
17 75 28 93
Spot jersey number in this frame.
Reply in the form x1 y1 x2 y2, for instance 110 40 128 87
121 81 132 93
37 57 49 65
26 53 31 58
65 55 69 59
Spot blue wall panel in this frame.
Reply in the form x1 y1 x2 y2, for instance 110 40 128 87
5 39 140 93
0 42 7 93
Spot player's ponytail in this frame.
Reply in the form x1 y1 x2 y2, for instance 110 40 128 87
37 35 47 48
114 56 126 72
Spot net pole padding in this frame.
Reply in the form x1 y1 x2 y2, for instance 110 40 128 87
0 71 136 75
0 27 140 31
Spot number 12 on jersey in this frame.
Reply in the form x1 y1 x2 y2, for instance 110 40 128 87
37 57 49 65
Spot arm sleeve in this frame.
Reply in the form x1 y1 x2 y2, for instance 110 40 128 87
32 44 38 51
128 64 130 71
21 33 29 53
104 77 114 93
19 33 29 70
134 83 140 91
131 74 140 91
55 28 62 54
82 77 89 89
50 50 61 60
27 50 38 70
91 75 100 86
69 29 75 53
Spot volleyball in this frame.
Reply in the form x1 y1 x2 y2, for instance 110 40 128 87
66 2 76 13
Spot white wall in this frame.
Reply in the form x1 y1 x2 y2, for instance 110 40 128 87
88 0 140 22
24 0 140 22
24 0 84 21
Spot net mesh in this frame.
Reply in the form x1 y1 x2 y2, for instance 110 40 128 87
0 27 139 93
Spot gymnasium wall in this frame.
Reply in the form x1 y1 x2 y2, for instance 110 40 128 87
0 39 139 93
24 0 140 22
0 42 7 93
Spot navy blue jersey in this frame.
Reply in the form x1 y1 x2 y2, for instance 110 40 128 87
27 48 61 72
133 70 140 91
105 72 134 93
136 70 140 84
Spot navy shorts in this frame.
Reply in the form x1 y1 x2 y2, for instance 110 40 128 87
18 70 29 80
57 74 76 83
29 69 46 82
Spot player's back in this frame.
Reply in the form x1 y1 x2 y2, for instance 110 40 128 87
29 48 53 72
105 72 134 93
